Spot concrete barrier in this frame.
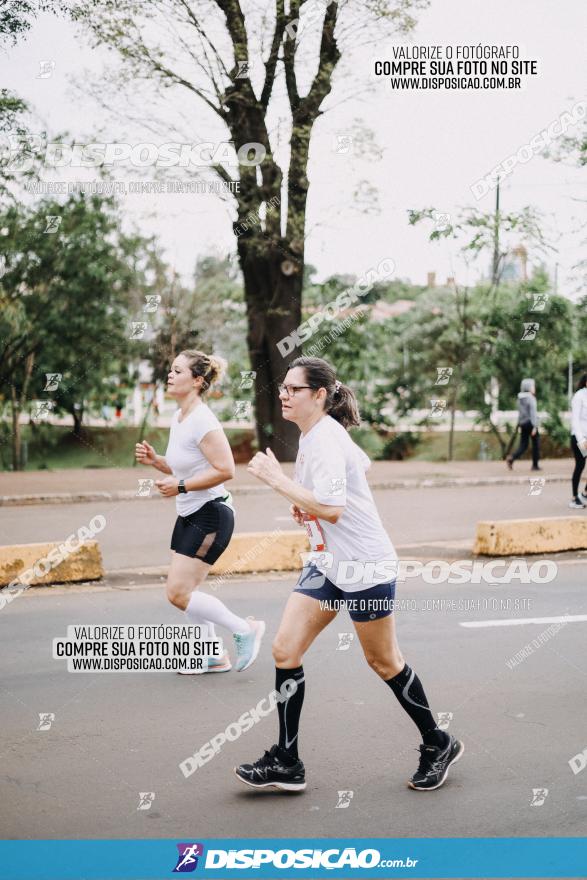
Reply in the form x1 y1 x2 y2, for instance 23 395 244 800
209 530 309 577
0 541 104 587
474 516 587 556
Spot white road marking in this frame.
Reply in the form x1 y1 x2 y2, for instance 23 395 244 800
460 614 587 628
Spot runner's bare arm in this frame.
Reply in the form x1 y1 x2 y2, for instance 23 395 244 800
135 441 173 474
182 428 235 491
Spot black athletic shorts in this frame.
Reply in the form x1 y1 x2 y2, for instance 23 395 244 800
294 564 396 622
170 498 234 564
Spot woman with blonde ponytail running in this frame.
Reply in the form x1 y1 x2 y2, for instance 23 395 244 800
136 350 265 673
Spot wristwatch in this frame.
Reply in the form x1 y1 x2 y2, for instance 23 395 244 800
178 479 187 494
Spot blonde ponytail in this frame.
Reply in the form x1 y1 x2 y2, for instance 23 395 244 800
180 350 227 394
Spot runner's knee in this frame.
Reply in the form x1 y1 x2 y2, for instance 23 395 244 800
166 581 189 610
272 635 302 667
364 649 404 680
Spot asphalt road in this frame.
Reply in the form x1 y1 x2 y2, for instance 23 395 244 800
1 562 586 840
1 478 581 570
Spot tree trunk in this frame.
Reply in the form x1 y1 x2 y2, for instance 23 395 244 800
10 351 35 470
133 396 154 466
448 398 456 461
72 406 84 438
237 233 303 460
10 387 21 471
448 371 462 462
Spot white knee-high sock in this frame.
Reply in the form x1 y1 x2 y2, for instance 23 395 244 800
183 601 217 640
185 591 250 635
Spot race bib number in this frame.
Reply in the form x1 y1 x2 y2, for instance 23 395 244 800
302 514 326 551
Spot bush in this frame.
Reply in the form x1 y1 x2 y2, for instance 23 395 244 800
379 431 421 460
349 426 386 460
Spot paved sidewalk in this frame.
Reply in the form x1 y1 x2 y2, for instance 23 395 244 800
0 458 573 506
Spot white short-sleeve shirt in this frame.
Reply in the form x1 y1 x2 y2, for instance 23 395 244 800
571 388 587 445
294 415 398 591
165 402 227 516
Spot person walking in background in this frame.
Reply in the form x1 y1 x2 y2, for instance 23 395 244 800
507 379 540 471
569 373 587 509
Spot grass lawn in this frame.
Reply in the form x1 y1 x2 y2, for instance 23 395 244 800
1 425 255 470
0 423 568 471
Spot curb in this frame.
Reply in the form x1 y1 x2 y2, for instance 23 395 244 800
0 473 570 507
0 532 305 590
0 540 104 588
474 516 587 556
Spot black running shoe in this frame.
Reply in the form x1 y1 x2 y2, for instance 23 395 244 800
235 745 306 791
408 735 464 791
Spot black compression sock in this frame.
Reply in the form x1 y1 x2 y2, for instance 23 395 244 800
385 663 449 748
275 666 305 761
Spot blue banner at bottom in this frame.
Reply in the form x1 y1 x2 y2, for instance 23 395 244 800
0 838 585 879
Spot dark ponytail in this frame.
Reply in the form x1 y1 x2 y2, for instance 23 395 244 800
577 373 587 391
288 356 361 429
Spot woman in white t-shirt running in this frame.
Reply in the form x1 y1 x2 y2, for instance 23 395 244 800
235 356 464 792
135 350 265 673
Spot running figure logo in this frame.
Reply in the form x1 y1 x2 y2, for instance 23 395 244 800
129 321 148 340
429 398 447 417
329 477 346 496
530 788 549 806
297 563 326 590
137 792 155 811
137 479 155 497
143 294 161 313
435 367 453 385
173 843 204 872
43 215 61 233
234 400 251 419
37 60 55 78
30 400 54 420
433 211 451 232
437 711 453 730
529 293 549 312
335 790 354 809
528 477 545 496
336 633 354 651
37 713 55 731
239 371 256 390
521 322 539 341
333 133 353 154
44 373 62 391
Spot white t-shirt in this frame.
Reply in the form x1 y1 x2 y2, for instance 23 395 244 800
294 415 398 592
571 388 587 445
165 402 228 516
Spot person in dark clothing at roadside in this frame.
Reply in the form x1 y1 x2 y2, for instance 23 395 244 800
506 378 540 471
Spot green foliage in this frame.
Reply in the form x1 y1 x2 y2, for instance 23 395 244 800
0 194 156 437
348 426 386 460
0 1 46 45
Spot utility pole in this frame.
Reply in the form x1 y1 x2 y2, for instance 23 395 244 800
561 262 574 406
491 177 501 287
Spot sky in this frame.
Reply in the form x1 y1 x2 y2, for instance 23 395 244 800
1 0 586 294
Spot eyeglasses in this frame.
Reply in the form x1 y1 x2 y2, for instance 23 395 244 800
277 383 313 398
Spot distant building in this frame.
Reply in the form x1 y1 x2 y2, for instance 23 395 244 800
426 272 455 289
499 245 528 283
368 299 415 321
